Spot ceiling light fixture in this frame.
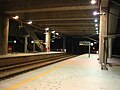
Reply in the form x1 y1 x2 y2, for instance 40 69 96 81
14 40 17 43
96 27 98 30
94 19 98 22
96 31 99 34
91 43 94 46
93 11 99 16
56 33 59 35
91 0 96 4
51 30 55 33
45 28 49 31
31 41 34 44
27 21 32 24
95 24 98 27
13 16 19 19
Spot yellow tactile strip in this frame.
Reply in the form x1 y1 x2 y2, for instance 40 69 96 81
4 60 73 90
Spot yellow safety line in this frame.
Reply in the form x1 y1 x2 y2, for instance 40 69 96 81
4 60 73 90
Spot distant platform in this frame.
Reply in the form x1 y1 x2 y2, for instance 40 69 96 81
0 51 64 59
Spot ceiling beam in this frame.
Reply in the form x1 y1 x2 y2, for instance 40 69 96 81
52 29 96 31
35 23 96 26
32 18 98 22
49 26 96 28
5 5 98 14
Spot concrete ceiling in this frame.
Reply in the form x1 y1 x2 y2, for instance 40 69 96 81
0 0 99 36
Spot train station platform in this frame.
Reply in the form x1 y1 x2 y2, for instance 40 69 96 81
0 52 63 59
0 54 120 90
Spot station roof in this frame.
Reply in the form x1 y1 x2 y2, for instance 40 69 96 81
0 0 116 38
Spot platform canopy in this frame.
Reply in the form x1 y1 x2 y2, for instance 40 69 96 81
0 0 100 37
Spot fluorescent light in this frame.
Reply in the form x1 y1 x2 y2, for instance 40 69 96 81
56 33 59 35
51 40 54 42
14 40 17 43
27 21 32 24
94 19 98 22
93 11 99 16
96 31 99 34
95 24 98 27
51 30 55 33
91 0 96 4
91 43 94 46
13 16 19 19
96 27 98 30
31 41 34 43
45 28 49 31
94 42 97 44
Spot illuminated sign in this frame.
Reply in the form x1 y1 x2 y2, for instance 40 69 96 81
79 41 90 46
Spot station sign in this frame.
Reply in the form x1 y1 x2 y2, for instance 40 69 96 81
79 41 90 46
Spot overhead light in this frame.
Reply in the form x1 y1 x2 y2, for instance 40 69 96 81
45 28 49 31
56 33 59 35
51 40 54 42
103 12 106 15
13 16 19 19
91 0 96 4
93 11 99 16
91 43 94 46
94 42 97 44
95 24 98 27
31 41 34 44
94 19 98 22
27 21 32 24
51 30 55 33
96 31 99 34
14 40 17 43
96 27 98 30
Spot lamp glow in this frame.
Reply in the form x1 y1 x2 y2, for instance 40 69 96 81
13 16 19 19
91 43 94 46
45 28 49 31
31 41 34 43
95 24 98 27
96 27 98 30
93 11 99 16
56 33 59 35
27 21 32 24
51 30 55 33
14 40 17 43
96 31 99 34
91 0 96 4
94 19 98 22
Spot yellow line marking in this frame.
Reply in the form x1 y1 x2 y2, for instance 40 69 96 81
4 60 73 90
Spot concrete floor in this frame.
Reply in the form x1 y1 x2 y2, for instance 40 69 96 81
0 54 120 90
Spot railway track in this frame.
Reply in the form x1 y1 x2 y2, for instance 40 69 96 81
0 54 77 80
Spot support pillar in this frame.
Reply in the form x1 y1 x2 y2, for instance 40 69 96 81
63 36 66 52
33 41 35 52
88 42 91 57
108 38 112 58
99 9 108 66
24 35 29 53
0 16 9 55
45 30 51 52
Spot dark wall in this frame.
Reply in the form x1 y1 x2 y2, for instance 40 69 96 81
113 37 120 55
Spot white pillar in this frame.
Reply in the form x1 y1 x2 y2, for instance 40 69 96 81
0 16 9 55
108 38 112 58
45 30 51 52
99 9 108 65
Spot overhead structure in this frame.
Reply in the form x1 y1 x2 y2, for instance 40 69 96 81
0 0 99 36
